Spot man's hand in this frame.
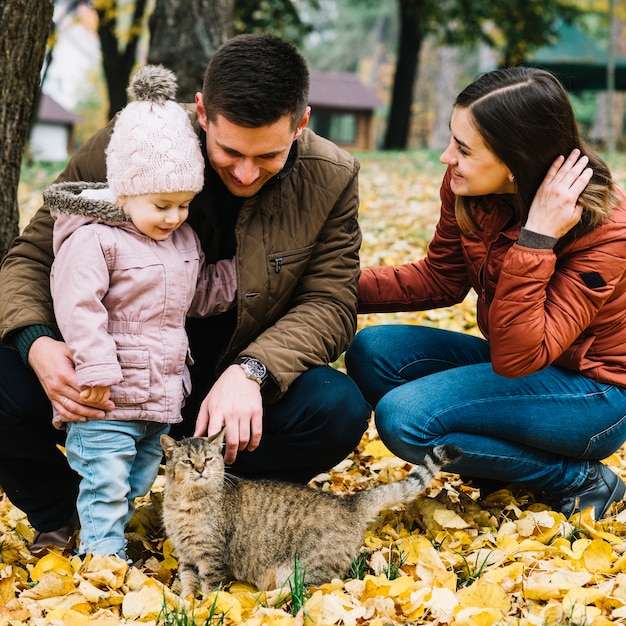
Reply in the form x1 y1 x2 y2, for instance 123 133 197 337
194 364 263 464
28 336 114 422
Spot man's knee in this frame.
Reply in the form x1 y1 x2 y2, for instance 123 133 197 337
296 366 371 447
298 365 368 408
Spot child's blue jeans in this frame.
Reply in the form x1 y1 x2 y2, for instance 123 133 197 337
65 419 169 558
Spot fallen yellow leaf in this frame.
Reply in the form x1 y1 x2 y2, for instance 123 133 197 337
456 580 510 612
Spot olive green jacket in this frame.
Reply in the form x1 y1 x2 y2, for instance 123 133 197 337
0 115 362 402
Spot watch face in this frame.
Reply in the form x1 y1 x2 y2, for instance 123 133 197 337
245 359 267 380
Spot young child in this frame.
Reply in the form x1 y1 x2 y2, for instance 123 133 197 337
46 65 237 560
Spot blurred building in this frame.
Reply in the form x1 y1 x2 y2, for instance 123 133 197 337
527 22 626 91
30 95 78 161
308 70 381 151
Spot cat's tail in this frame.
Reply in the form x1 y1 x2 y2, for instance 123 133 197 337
353 444 462 521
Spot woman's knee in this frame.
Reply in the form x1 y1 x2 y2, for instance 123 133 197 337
345 327 383 376
346 327 398 402
374 387 435 463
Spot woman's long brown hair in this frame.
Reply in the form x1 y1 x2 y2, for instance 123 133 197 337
454 67 618 241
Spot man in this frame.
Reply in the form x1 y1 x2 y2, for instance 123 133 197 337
0 33 370 552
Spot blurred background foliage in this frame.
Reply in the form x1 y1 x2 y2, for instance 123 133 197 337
3 0 625 257
51 0 626 153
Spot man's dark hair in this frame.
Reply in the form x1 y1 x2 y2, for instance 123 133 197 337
202 33 310 130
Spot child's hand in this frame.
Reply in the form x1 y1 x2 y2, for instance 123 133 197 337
80 386 111 405
29 337 113 422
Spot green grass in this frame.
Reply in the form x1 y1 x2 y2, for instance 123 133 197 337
455 549 492 589
159 591 226 625
354 149 447 178
287 551 310 616
605 152 626 188
19 158 67 188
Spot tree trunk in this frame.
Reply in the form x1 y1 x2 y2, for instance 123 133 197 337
383 0 424 151
96 0 149 120
0 0 54 259
589 91 625 149
428 46 459 151
147 0 233 104
589 17 626 150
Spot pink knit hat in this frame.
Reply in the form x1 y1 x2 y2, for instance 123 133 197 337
106 65 204 198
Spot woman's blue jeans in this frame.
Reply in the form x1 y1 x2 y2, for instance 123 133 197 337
345 325 626 496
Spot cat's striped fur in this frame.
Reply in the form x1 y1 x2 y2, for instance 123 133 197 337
161 432 461 597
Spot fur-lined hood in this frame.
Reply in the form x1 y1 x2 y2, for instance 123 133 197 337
45 181 130 222
46 181 131 255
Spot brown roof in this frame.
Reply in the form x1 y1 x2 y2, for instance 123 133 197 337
36 94 79 125
309 70 381 111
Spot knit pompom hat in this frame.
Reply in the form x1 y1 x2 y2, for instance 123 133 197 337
106 65 204 198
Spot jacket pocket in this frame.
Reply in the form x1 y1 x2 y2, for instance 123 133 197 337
268 244 316 275
110 347 150 405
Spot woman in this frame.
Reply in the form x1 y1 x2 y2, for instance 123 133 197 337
346 67 626 520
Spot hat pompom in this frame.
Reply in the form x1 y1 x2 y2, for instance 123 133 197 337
106 65 204 198
127 65 177 104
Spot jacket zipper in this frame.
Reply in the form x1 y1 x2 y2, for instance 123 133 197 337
269 249 313 274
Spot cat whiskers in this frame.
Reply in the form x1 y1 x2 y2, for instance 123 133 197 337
223 470 238 487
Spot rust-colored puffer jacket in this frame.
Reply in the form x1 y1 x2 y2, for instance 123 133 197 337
358 167 626 387
0 114 362 402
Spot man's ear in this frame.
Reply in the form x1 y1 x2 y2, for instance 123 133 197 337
293 106 311 140
195 92 208 131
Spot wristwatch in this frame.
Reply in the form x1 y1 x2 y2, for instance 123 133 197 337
233 356 268 386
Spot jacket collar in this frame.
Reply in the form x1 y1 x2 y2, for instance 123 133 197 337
275 140 298 182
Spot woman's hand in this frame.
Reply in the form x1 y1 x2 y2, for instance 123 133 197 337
524 149 594 239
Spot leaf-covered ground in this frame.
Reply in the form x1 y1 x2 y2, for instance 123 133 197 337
3 151 626 625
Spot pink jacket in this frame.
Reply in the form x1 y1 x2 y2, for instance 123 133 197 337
48 182 237 425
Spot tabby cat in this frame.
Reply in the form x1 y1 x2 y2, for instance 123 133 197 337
161 432 461 597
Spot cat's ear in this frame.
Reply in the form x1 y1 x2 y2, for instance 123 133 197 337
161 434 177 459
207 427 226 449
